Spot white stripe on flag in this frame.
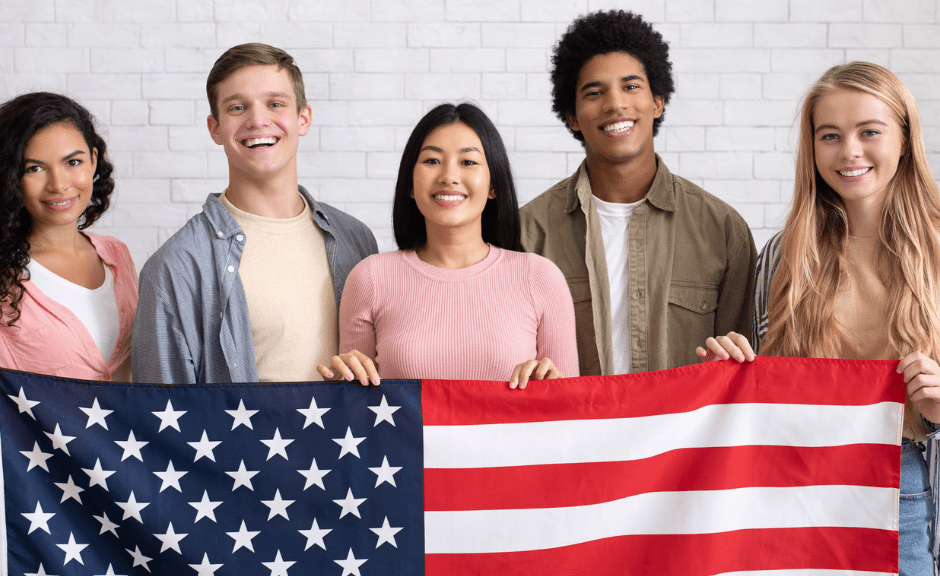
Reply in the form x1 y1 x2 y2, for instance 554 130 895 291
424 485 898 554
424 402 901 468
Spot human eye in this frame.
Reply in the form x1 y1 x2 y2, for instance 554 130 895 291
229 104 245 113
67 158 82 167
23 165 42 173
270 102 284 108
818 133 838 142
461 159 478 166
862 129 881 137
421 157 440 165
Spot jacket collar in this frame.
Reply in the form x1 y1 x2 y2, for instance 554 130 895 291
565 154 676 213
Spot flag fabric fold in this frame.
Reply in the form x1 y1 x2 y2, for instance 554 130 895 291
1 357 904 575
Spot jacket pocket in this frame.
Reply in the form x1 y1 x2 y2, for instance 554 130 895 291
667 282 720 366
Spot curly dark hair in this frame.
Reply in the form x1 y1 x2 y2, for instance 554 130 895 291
393 103 522 252
551 10 675 141
0 92 115 327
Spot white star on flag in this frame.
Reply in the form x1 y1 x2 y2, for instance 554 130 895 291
79 397 112 430
298 457 330 490
226 459 259 491
333 427 365 459
94 564 127 576
189 553 222 576
22 501 54 534
299 518 332 551
297 395 330 429
8 387 39 419
20 442 52 472
262 489 294 520
154 522 187 553
56 532 88 565
225 399 257 430
44 423 75 455
55 475 83 504
368 395 400 427
261 428 294 461
125 546 152 571
115 430 148 462
226 520 260 553
154 460 188 493
82 458 115 491
116 491 149 523
25 564 56 576
151 400 186 432
189 490 222 523
262 550 295 576
93 511 119 538
370 516 402 548
335 548 367 576
188 430 221 462
369 456 402 487
333 488 366 519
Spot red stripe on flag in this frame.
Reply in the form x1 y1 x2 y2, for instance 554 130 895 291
424 526 898 575
425 443 900 511
422 357 904 426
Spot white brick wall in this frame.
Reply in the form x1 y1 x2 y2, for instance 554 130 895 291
1 0 939 260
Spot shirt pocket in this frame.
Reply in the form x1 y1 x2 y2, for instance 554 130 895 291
0 325 74 374
667 282 720 361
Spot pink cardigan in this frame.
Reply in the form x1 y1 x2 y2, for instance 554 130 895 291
339 247 578 381
0 233 137 381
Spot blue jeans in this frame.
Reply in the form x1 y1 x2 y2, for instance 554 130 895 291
900 439 934 576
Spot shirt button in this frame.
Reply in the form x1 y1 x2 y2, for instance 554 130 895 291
236 234 244 242
102 374 111 381
216 231 224 238
634 291 641 299
701 303 707 310
227 265 235 273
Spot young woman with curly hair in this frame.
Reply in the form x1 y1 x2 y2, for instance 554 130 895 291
0 92 136 381
698 62 940 574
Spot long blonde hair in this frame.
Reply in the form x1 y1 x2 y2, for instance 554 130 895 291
762 61 940 359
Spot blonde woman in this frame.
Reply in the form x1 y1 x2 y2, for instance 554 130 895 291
697 62 940 574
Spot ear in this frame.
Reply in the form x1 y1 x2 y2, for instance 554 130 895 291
652 95 665 119
207 114 223 145
90 147 98 174
566 111 581 133
488 185 496 200
297 104 313 137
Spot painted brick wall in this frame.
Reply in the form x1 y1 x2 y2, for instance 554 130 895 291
2 0 939 266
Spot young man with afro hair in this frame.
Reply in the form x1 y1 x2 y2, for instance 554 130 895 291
520 10 757 376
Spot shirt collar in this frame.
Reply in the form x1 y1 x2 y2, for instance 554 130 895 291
202 185 333 238
564 154 676 213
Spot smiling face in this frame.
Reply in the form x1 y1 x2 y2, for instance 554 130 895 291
207 64 312 185
813 87 905 218
20 121 98 235
566 51 664 170
411 121 495 238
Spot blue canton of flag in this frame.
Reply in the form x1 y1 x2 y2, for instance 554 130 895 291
0 369 424 575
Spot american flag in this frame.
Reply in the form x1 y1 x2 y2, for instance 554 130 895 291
1 357 902 575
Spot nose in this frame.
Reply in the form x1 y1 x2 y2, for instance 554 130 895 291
437 159 459 185
47 166 70 193
839 135 863 160
246 105 270 129
603 88 628 113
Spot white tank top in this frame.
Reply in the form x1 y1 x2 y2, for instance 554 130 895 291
27 259 120 362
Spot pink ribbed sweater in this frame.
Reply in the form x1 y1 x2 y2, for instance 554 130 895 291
338 246 578 381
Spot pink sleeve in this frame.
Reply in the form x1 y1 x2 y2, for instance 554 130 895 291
338 257 378 363
527 255 579 377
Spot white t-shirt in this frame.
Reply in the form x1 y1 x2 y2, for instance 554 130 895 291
27 259 119 361
593 195 641 374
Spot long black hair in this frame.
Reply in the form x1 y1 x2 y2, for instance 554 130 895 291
392 102 523 252
0 92 115 327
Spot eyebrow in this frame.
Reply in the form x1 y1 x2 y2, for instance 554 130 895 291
579 75 644 93
220 91 292 104
814 119 889 134
419 145 482 154
24 150 86 165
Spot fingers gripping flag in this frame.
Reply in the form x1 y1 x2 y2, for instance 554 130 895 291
0 358 904 575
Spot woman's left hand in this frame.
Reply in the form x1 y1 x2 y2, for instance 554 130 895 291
509 358 563 390
898 352 940 423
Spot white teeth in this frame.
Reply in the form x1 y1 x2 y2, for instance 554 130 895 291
433 194 464 202
838 168 870 177
604 121 635 133
244 137 278 148
48 199 71 206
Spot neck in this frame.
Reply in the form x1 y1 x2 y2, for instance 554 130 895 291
585 150 658 203
28 224 87 257
224 168 305 219
416 224 490 269
843 197 884 239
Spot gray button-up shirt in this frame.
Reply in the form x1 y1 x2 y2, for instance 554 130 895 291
132 187 378 384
